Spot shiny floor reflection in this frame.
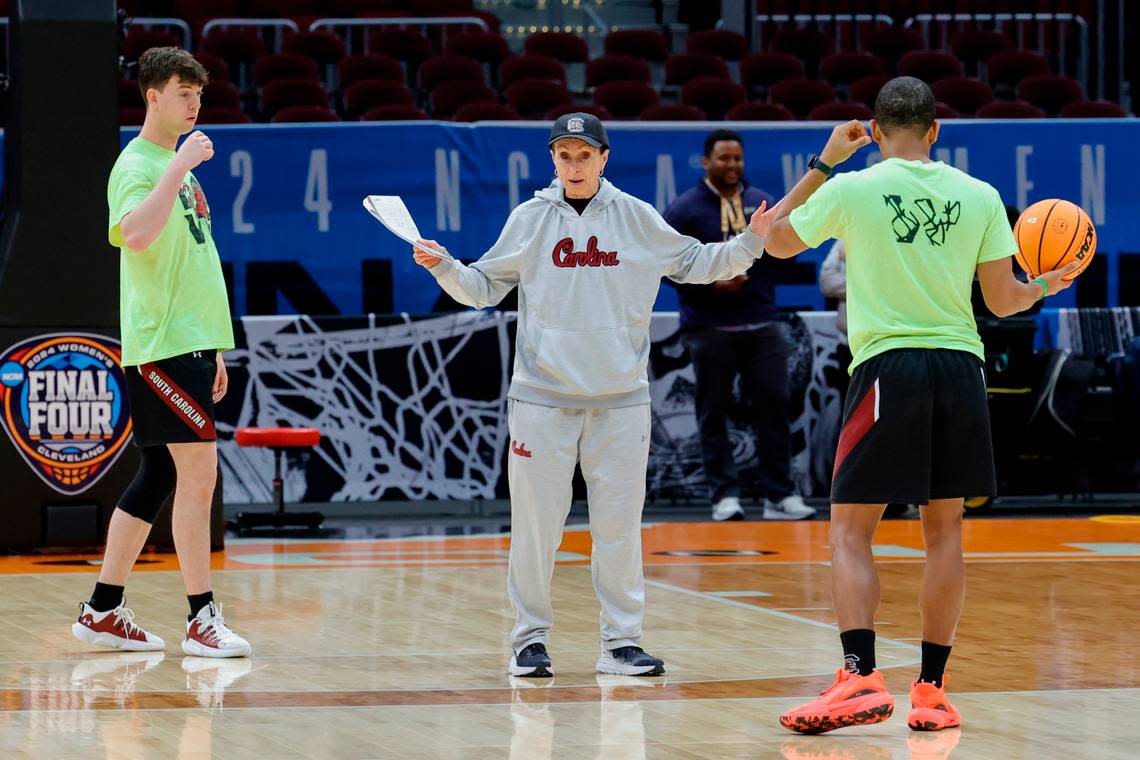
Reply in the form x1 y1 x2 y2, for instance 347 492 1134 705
1 517 1138 758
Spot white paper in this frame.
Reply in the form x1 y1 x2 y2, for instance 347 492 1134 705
362 195 453 261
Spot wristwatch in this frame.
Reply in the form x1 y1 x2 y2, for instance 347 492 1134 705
808 154 834 178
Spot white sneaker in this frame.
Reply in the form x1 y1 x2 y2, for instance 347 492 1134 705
181 602 252 658
711 496 745 521
763 494 817 520
72 602 165 652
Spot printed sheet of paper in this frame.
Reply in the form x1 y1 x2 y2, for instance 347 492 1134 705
362 195 453 261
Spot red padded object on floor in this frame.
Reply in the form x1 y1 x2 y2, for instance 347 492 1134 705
235 428 321 448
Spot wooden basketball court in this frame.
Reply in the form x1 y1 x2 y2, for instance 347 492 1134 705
2 516 1138 758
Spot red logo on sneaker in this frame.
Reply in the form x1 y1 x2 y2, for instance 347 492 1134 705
511 440 532 458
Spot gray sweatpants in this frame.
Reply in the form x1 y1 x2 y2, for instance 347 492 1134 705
507 399 652 654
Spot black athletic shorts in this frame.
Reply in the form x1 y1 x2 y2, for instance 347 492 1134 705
830 348 995 505
125 351 218 447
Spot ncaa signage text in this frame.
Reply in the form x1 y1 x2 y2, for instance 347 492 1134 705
0 333 133 494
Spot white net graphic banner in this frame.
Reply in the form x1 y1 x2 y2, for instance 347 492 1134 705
216 311 843 505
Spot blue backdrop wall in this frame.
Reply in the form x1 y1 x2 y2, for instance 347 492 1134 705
8 120 1137 314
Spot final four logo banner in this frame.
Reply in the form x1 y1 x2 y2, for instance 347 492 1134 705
0 333 133 494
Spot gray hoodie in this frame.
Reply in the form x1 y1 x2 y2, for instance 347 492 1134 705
429 178 766 408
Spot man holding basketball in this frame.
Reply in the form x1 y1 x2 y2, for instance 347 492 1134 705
756 77 1078 734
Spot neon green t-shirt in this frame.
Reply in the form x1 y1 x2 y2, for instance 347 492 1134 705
108 137 235 367
790 157 1016 372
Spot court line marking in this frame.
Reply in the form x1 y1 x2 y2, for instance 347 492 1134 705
7 686 1138 714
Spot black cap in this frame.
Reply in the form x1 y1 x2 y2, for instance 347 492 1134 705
548 112 609 150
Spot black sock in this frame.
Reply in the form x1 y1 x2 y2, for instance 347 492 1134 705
839 628 877 676
89 582 124 613
187 591 214 621
919 641 953 687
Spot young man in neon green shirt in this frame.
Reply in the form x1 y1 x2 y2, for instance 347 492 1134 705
756 77 1077 734
71 48 249 658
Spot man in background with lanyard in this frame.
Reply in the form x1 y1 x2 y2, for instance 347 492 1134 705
664 129 816 522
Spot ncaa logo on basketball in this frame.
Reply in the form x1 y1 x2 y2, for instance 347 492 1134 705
0 333 133 494
567 117 585 133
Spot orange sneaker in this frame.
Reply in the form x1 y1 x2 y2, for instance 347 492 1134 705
907 678 961 731
780 668 895 735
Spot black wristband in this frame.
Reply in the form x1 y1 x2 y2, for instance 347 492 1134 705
808 154 834 177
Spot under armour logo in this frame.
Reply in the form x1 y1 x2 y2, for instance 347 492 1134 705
511 440 533 458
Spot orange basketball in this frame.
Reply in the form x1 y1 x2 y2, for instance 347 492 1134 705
1013 199 1096 281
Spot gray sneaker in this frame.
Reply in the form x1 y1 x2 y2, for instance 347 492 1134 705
763 494 816 520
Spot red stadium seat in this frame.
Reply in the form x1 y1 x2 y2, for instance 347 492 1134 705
429 81 497 120
725 102 795 121
545 103 614 120
604 29 669 62
768 28 833 75
193 52 231 84
252 54 320 87
418 55 485 90
986 50 1051 90
337 55 405 88
203 81 242 110
931 77 994 115
770 78 837 119
864 27 924 70
370 30 434 65
639 104 707 121
976 100 1046 119
819 52 886 87
453 102 521 122
740 53 805 92
687 29 748 61
1060 100 1128 118
174 0 237 19
934 101 961 119
950 29 1013 75
251 0 320 15
123 29 180 62
501 55 566 88
524 32 588 63
849 75 891 107
197 106 252 124
593 80 659 119
445 32 511 66
506 78 573 118
272 105 342 123
586 55 652 87
201 30 267 67
680 77 746 120
808 101 874 121
664 54 730 86
344 80 414 119
283 31 346 65
898 51 964 84
1018 74 1084 115
260 79 328 119
361 105 430 121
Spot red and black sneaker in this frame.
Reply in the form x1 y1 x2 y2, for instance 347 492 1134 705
72 602 166 652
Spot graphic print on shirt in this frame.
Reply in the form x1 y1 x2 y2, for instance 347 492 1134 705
551 236 621 268
884 195 960 246
178 175 211 246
